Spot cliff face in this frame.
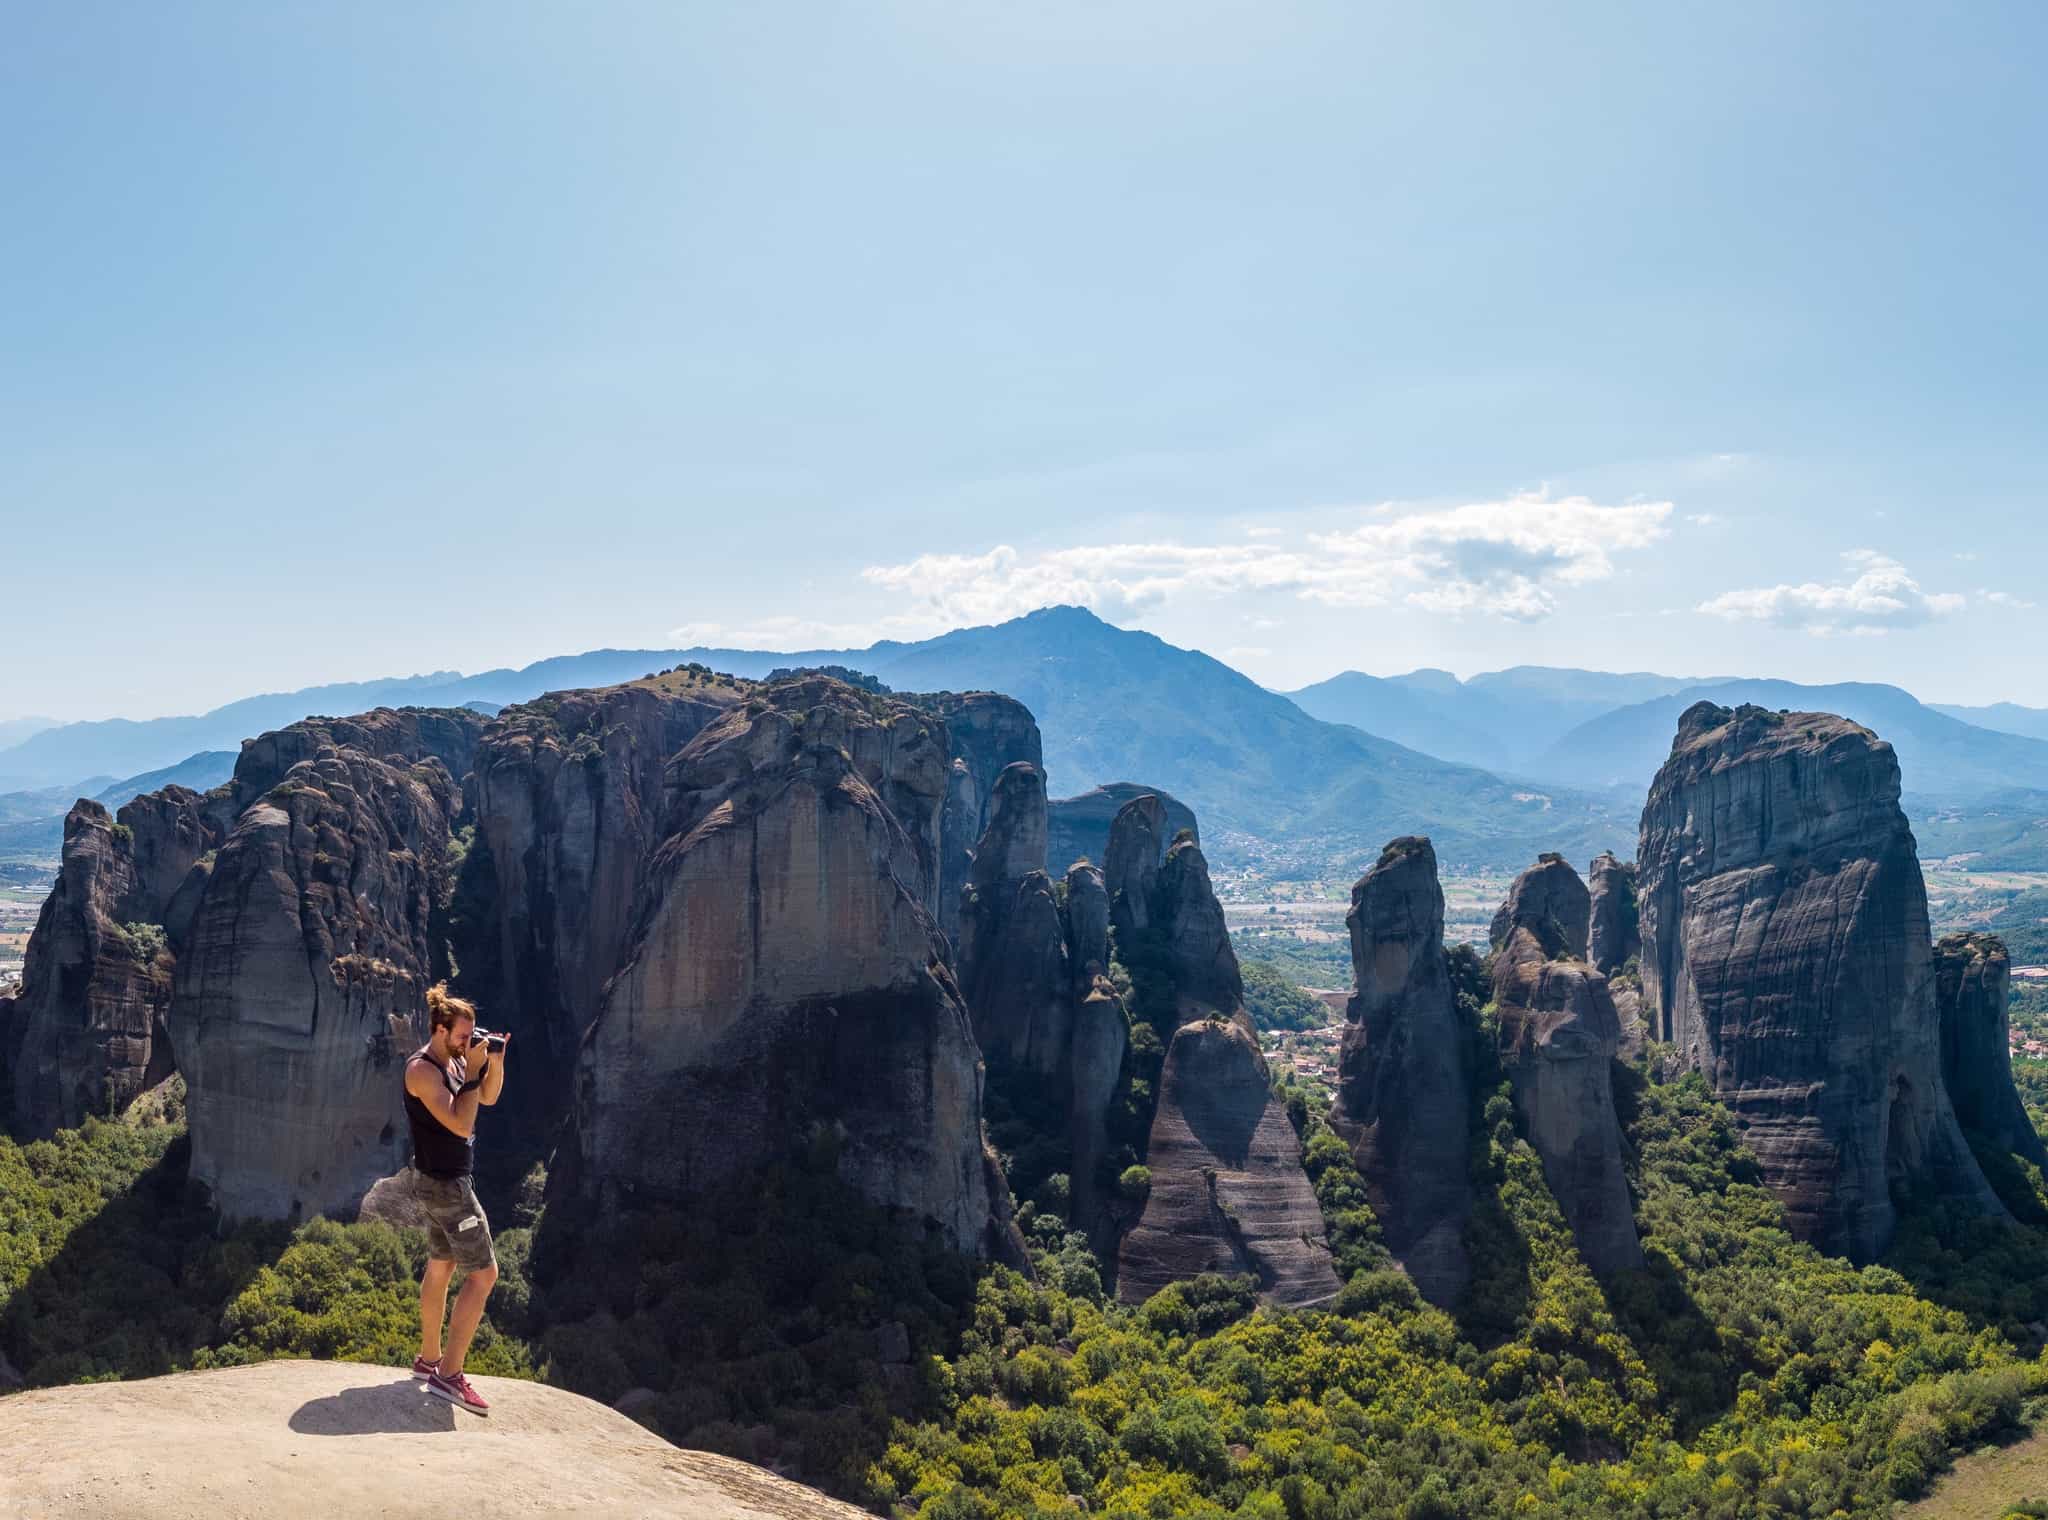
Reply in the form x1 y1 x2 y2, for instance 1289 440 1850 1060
467 676 739 1122
1637 701 2004 1260
1934 932 2048 1173
1491 900 1642 1278
1586 852 1640 977
1115 1014 1341 1308
1328 836 1473 1307
1045 782 1198 884
1 708 493 1148
3 804 178 1136
957 763 1069 1076
1488 852 1590 960
171 747 464 1220
1110 797 1337 1306
572 682 997 1254
954 763 1130 1229
928 692 1043 950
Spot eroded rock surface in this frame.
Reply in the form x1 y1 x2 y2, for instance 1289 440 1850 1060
1328 836 1473 1306
929 693 1043 947
1111 804 1336 1306
467 675 739 1122
3 804 178 1136
1116 1014 1340 1308
1046 782 1197 882
1586 851 1640 977
572 681 998 1254
172 747 464 1220
1488 852 1590 959
1492 906 1642 1278
1637 701 2005 1260
1935 932 2048 1173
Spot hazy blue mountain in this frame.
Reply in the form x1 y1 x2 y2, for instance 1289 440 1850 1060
0 717 61 752
1285 664 1710 772
831 606 1634 868
1533 680 2048 799
0 650 815 790
0 751 236 865
1931 701 2048 743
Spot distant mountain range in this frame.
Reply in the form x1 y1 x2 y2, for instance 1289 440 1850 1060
0 751 236 861
6 607 2047 875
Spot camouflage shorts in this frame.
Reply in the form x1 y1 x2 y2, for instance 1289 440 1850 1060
412 1171 496 1272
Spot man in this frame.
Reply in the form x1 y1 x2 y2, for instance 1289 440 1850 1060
403 982 507 1415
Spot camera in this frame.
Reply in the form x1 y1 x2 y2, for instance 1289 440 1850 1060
468 1028 508 1054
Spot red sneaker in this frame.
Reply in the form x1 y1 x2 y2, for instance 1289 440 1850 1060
411 1355 439 1380
427 1367 490 1416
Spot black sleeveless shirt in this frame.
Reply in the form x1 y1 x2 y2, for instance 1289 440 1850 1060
404 1046 475 1180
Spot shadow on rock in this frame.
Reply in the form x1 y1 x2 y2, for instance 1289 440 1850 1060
289 1377 459 1435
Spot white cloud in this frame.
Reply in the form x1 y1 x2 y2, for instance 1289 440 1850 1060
860 493 1672 629
1697 550 1965 635
1687 512 1719 526
1982 589 2037 609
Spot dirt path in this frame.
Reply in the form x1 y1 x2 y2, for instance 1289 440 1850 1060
0 1359 871 1519
1900 1427 2048 1518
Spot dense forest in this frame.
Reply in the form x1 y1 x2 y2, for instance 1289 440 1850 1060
8 948 2048 1519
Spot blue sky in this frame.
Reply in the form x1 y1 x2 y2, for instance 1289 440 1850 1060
4 2 2043 721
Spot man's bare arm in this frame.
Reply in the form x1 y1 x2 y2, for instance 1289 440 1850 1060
480 1044 506 1107
406 1058 483 1138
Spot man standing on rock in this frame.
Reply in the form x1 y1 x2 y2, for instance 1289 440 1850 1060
403 983 506 1415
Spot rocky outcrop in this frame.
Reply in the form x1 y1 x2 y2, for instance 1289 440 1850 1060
927 693 1043 947
1046 782 1198 881
1934 932 2048 1172
466 674 740 1122
1488 852 1590 959
1155 836 1242 1020
957 763 1069 1075
1110 804 1337 1305
1 708 493 1147
170 747 465 1220
1491 899 1642 1278
572 681 998 1254
954 763 1131 1229
1105 794 1169 945
1115 1014 1340 1307
1586 852 1640 977
1637 701 2005 1260
1328 837 1473 1307
2 804 178 1136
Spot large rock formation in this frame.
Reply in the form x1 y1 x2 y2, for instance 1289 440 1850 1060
2 804 179 1136
954 762 1131 1228
1487 852 1590 959
1638 701 2005 1260
466 673 741 1122
928 692 1043 947
171 746 465 1220
1491 874 1643 1277
1045 782 1197 883
957 762 1069 1075
1328 837 1473 1306
1586 851 1640 977
1934 932 2048 1173
571 680 999 1254
1 707 493 1148
1111 798 1338 1306
1116 1014 1340 1307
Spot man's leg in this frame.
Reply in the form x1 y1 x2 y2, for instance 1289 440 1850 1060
418 1257 456 1364
439 1263 498 1376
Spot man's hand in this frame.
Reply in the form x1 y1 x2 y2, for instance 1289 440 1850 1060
480 1035 508 1107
